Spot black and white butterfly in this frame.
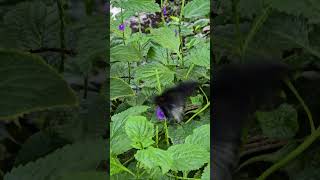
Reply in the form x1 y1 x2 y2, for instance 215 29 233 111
154 81 199 123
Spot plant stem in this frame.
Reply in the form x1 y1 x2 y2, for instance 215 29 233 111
57 0 66 73
284 78 315 132
185 102 210 124
164 119 170 145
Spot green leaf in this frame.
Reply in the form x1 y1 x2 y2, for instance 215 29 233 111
201 163 210 180
183 0 210 18
14 131 68 166
267 0 320 24
0 49 78 119
117 0 161 14
256 103 299 139
186 43 210 69
135 63 175 88
135 147 173 174
58 171 107 180
168 121 204 145
110 77 135 100
2 1 59 49
151 27 180 53
111 45 142 63
125 116 154 149
110 156 126 176
190 94 204 106
4 139 107 180
111 106 149 155
74 16 107 74
167 143 209 171
185 124 210 152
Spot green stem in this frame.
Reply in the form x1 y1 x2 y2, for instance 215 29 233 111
284 78 315 132
164 119 170 145
155 69 162 93
185 63 194 79
185 102 210 124
258 126 320 179
241 5 271 57
156 125 159 148
128 62 131 84
231 0 243 59
57 0 66 73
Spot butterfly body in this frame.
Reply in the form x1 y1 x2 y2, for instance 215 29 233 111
154 81 199 122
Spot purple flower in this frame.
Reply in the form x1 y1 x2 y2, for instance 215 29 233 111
118 24 125 31
163 6 167 16
156 107 166 120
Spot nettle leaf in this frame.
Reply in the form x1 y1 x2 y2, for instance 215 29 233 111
0 49 78 119
268 0 320 24
111 106 149 155
201 163 210 180
135 147 173 174
151 27 180 53
190 94 204 106
111 44 143 63
125 116 154 149
74 16 107 74
167 143 209 171
168 121 205 145
183 0 210 18
14 131 67 166
256 103 298 139
135 63 175 88
110 156 127 176
118 0 161 13
147 45 169 65
2 1 59 49
4 139 107 180
185 43 210 69
185 124 210 152
110 77 135 100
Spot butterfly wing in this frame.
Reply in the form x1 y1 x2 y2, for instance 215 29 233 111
154 81 199 122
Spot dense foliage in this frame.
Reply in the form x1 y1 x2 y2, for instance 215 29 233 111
110 0 210 179
214 0 320 179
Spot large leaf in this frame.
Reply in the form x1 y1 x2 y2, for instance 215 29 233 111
14 131 68 166
267 0 320 24
185 124 210 152
168 121 205 145
110 77 135 100
73 16 107 74
135 63 175 88
186 42 210 69
201 163 210 180
111 106 149 155
4 139 107 180
125 116 154 149
0 49 78 119
183 0 210 18
151 27 180 53
110 45 143 63
135 147 173 174
117 0 161 14
2 1 59 49
110 156 127 176
256 103 299 139
167 143 209 171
